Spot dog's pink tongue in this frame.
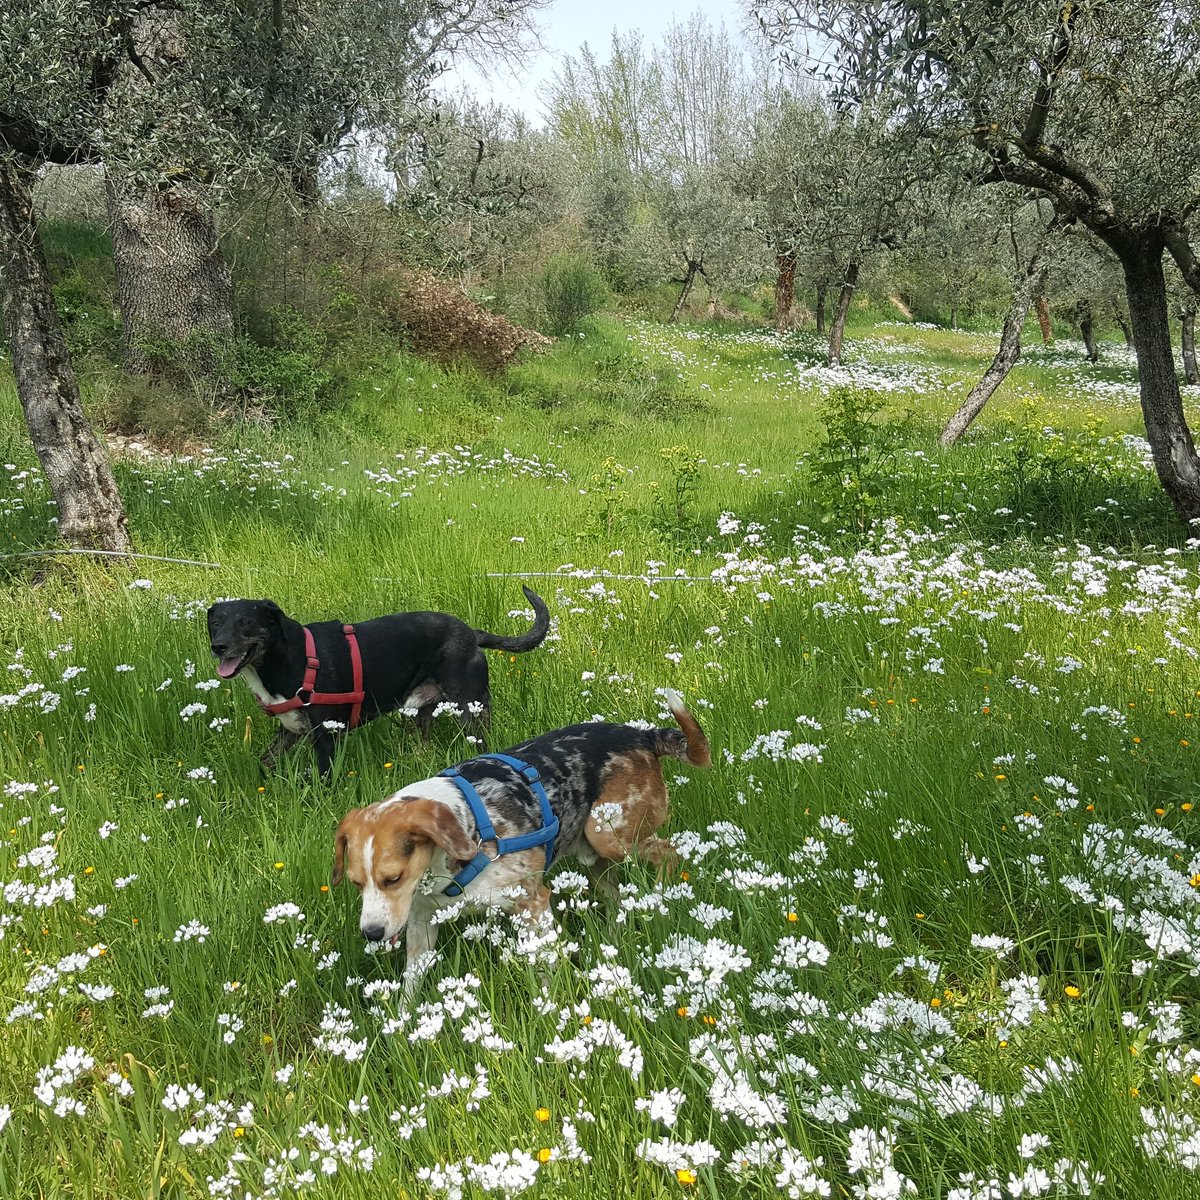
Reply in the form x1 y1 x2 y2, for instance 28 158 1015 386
217 656 242 678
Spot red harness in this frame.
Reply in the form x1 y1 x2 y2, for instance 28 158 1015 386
259 625 365 729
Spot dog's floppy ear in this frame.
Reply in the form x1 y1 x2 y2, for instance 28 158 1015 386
258 599 284 624
331 811 358 887
401 799 478 864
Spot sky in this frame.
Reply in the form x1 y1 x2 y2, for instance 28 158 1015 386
443 0 754 125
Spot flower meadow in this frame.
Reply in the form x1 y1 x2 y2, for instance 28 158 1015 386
1 319 1199 1198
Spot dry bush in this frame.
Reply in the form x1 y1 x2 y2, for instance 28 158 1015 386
371 268 550 373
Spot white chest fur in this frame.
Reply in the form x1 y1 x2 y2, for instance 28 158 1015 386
240 666 309 734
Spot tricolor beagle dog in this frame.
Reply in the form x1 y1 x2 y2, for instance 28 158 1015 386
331 691 711 965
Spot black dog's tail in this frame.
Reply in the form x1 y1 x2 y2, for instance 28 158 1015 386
652 689 712 767
473 586 551 654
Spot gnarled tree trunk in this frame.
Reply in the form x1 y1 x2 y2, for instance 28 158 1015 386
1076 298 1099 362
1121 236 1200 530
1182 304 1198 385
814 280 828 335
774 248 797 331
106 179 234 377
940 249 1047 447
669 255 708 324
0 164 131 552
827 258 860 367
1034 293 1053 344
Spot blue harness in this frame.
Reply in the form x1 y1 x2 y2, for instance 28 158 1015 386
438 753 559 897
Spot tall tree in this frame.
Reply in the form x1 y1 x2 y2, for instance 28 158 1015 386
545 16 758 316
0 164 131 551
656 14 747 168
756 0 1200 531
939 211 1052 446
542 32 659 177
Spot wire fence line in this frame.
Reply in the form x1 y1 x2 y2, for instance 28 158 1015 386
0 549 221 568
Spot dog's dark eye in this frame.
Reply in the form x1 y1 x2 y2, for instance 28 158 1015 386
382 875 402 888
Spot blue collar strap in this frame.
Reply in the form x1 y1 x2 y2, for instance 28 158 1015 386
438 752 559 897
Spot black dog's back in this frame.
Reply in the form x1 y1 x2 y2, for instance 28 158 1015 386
207 587 551 776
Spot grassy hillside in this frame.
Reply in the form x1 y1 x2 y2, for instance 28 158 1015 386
0 318 1198 1198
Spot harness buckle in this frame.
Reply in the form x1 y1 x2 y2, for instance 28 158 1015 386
297 689 313 706
477 838 500 862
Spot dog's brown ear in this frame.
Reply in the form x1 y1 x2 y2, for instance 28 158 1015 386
402 799 478 863
331 812 357 886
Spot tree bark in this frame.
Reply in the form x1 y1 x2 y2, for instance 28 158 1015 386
1182 304 1199 385
291 156 322 209
1076 298 1099 362
774 248 797 331
814 281 828 335
950 303 958 330
1121 237 1200 530
940 250 1048 447
105 178 234 377
1034 293 1053 344
0 164 132 552
827 258 860 367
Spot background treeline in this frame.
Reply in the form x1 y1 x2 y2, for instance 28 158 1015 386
7 2 1200 548
28 8 1154 431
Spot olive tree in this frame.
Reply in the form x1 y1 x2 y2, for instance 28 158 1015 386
0 161 132 551
898 180 1012 329
736 58 922 360
765 98 916 361
755 0 1200 531
939 201 1056 446
101 1 548 376
736 87 831 330
390 100 563 284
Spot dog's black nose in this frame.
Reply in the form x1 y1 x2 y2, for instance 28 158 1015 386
210 642 227 656
361 924 386 942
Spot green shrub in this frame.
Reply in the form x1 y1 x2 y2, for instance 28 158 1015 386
230 308 337 415
539 254 608 337
809 386 913 537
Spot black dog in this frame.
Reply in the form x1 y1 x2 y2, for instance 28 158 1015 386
206 586 550 776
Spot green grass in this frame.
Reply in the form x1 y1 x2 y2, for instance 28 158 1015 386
0 316 1198 1198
